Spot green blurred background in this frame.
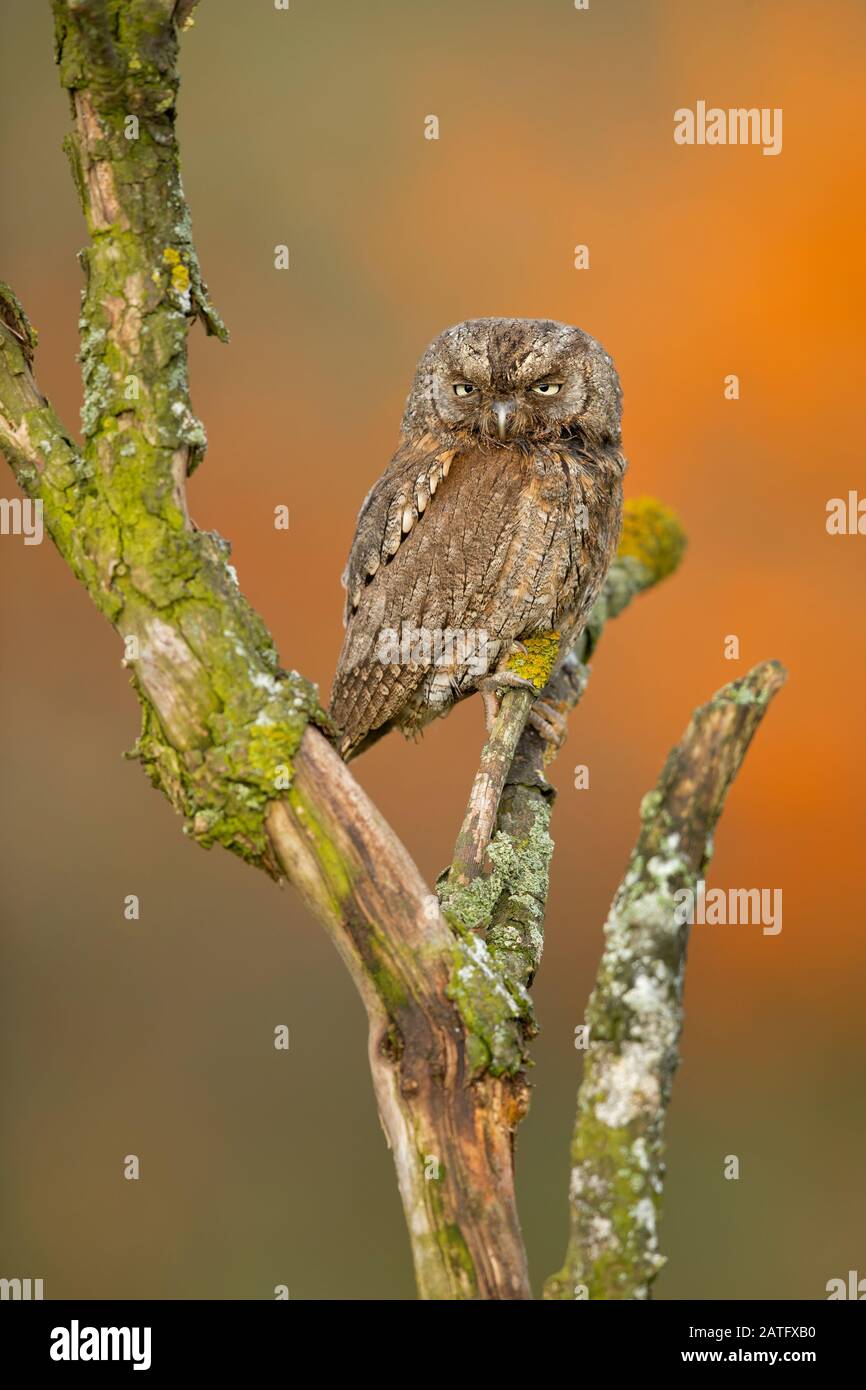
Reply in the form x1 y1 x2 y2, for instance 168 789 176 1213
1 0 864 1299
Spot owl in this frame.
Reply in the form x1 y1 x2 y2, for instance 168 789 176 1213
330 318 627 759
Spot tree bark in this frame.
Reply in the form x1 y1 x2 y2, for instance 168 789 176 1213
545 659 787 1300
266 737 533 1299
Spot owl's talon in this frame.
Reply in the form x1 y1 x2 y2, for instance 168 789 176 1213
477 671 539 733
528 699 569 749
481 688 500 732
477 671 538 696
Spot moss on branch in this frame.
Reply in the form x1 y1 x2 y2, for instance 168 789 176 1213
0 6 330 876
545 661 787 1300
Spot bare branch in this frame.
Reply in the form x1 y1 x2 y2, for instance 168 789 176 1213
449 686 536 887
0 285 81 489
545 659 787 1300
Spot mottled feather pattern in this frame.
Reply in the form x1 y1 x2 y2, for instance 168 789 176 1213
331 318 627 757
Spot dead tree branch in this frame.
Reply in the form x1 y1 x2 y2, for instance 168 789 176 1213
544 659 787 1300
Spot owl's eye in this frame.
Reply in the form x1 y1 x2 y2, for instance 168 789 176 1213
531 382 562 396
453 383 476 397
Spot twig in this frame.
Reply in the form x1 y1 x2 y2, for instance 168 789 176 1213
449 687 535 886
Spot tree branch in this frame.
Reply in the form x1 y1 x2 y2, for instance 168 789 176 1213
544 659 787 1300
442 500 688 993
2 0 537 1299
449 686 536 887
266 735 534 1299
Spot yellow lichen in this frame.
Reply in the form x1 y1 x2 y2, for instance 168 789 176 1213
505 631 561 689
617 497 687 583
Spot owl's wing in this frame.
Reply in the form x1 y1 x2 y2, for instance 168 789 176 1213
330 434 458 752
339 435 458 621
331 433 587 756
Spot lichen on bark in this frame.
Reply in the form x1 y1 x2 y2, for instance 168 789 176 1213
0 5 331 876
444 921 535 1077
545 661 787 1300
2 269 321 877
441 799 553 997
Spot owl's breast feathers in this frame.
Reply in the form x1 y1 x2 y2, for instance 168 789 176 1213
330 431 625 756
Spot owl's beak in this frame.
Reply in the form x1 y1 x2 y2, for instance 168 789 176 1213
492 400 514 441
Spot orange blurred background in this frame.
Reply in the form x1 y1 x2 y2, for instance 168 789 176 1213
1 0 864 1299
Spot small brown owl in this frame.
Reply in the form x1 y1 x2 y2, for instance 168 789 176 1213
330 318 627 759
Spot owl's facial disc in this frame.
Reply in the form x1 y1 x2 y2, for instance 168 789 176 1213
405 319 623 447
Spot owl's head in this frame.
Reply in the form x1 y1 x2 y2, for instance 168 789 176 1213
402 317 622 448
